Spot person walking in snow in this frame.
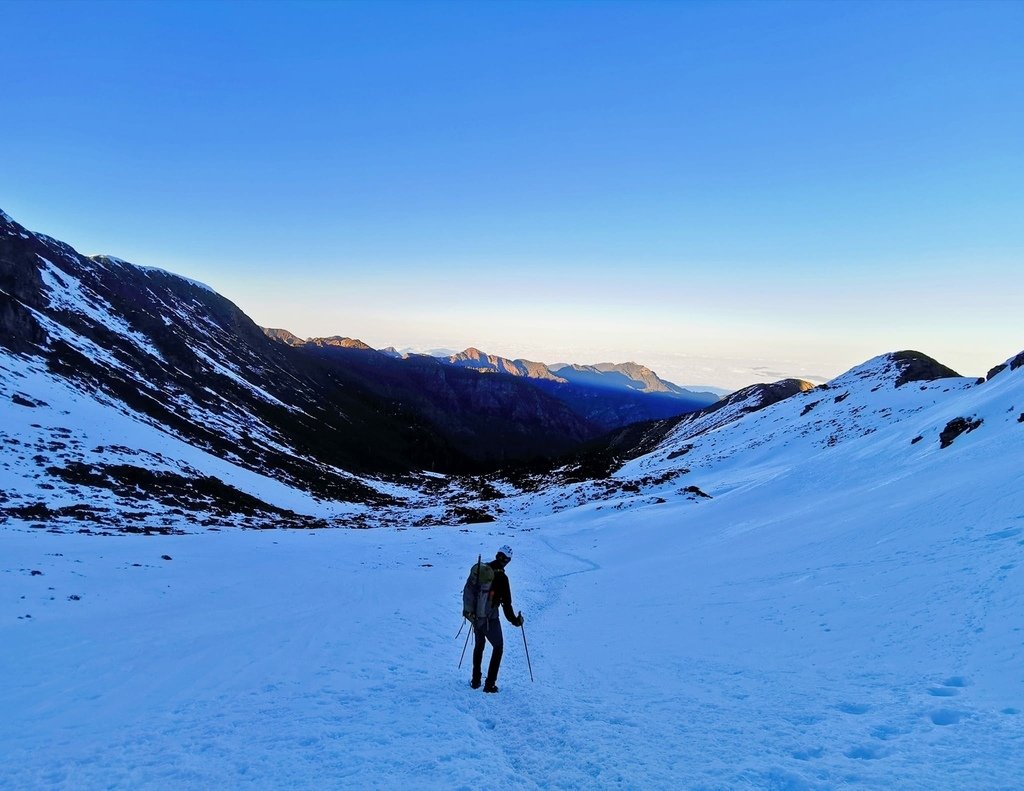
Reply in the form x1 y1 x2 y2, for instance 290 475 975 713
471 544 524 693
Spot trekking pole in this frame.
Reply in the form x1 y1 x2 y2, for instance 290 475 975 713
519 610 534 682
458 619 473 669
455 619 466 639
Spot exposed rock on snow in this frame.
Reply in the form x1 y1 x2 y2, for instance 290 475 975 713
890 349 962 387
939 416 984 449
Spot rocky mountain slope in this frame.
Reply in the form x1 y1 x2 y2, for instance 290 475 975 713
0 208 616 529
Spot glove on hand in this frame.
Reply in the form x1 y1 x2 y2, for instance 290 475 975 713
515 613 525 627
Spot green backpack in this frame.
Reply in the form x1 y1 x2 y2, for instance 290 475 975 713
462 556 495 622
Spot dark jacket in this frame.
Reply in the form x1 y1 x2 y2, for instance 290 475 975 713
487 561 518 622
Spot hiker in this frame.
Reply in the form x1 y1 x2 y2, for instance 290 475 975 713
470 545 524 693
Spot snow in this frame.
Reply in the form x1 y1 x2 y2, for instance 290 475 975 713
2 355 1022 788
135 262 217 294
190 346 294 411
0 354 369 522
37 255 166 362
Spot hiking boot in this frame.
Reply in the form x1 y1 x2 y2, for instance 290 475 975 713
470 677 481 689
483 682 499 693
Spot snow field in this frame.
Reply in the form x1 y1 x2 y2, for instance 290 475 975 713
3 439 1022 791
3 340 1023 789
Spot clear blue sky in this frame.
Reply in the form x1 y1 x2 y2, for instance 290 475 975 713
2 0 1021 388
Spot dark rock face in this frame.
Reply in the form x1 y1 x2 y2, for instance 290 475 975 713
890 351 961 388
712 378 816 414
939 417 983 449
988 352 1024 381
296 344 599 464
0 218 50 353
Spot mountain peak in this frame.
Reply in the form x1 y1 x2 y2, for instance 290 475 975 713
888 350 962 387
830 351 963 391
262 327 306 347
308 336 375 351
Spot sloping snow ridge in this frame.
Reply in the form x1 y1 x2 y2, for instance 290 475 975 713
3 205 1023 788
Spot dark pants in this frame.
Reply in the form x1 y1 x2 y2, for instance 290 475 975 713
472 617 504 684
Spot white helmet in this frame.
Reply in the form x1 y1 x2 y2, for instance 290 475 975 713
497 544 513 561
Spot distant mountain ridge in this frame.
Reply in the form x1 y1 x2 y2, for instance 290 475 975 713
261 331 720 430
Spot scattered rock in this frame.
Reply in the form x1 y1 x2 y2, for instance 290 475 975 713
161 554 173 561
30 569 43 576
911 435 924 445
67 594 81 601
447 506 495 524
801 400 821 416
939 417 983 449
11 393 40 408
667 444 693 461
682 485 712 499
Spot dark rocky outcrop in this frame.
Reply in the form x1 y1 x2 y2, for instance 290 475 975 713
890 351 961 388
987 351 1024 381
939 417 983 449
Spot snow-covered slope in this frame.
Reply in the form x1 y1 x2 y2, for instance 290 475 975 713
2 352 1021 788
615 351 984 497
